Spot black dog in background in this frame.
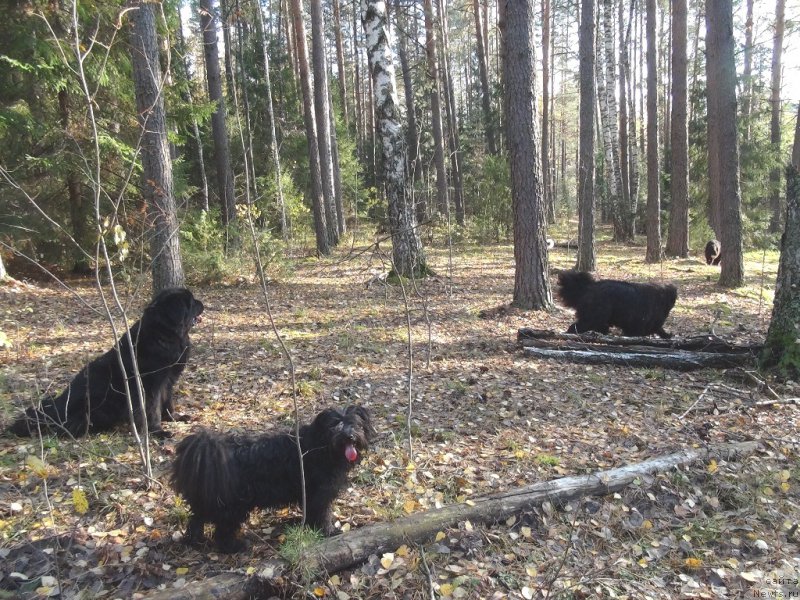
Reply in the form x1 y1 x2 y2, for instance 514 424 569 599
704 239 722 265
171 405 376 553
556 270 678 339
8 288 204 438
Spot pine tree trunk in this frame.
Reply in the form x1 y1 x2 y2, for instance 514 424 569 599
762 103 800 379
706 0 744 287
618 0 633 241
423 0 449 219
361 0 427 277
437 0 465 226
473 0 497 155
219 0 235 95
666 0 689 258
742 0 754 137
130 0 185 292
645 0 661 262
290 0 330 255
705 6 722 237
498 0 552 310
199 0 238 241
310 0 340 246
541 0 553 223
602 0 625 240
254 0 288 240
328 81 346 235
395 0 421 186
577 0 596 273
768 0 786 234
332 0 349 127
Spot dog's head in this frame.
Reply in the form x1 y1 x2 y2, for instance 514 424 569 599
146 288 205 336
310 405 376 466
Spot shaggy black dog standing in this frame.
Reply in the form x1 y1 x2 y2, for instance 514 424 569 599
170 405 376 553
556 270 678 338
704 239 722 265
8 288 204 438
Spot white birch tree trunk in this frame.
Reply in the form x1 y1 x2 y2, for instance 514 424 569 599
361 0 427 277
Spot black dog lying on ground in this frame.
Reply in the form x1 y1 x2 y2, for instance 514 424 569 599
556 270 678 339
8 288 204 438
170 405 376 553
704 239 722 265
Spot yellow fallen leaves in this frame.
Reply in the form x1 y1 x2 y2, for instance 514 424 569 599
25 455 52 479
707 459 718 474
72 488 88 515
684 557 703 570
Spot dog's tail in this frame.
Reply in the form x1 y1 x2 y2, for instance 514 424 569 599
171 430 236 513
7 391 86 438
556 270 595 308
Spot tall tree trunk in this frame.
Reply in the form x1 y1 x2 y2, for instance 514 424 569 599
437 0 465 225
423 0 449 218
706 0 744 287
290 0 330 254
310 0 340 245
361 0 428 277
602 0 625 240
328 79 346 235
254 0 288 240
473 0 497 155
705 10 721 237
353 3 364 155
742 0 754 138
176 11 210 212
394 0 424 225
666 0 689 257
499 0 552 310
219 0 235 94
541 0 553 223
332 0 349 127
595 10 618 229
768 0 786 233
199 0 238 241
645 0 661 262
761 103 800 378
130 0 185 292
577 0 596 272
618 0 633 241
58 89 91 274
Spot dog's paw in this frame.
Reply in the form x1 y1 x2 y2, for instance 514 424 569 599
216 536 248 554
150 428 174 439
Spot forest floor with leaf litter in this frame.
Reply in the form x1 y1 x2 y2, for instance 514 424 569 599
1 236 798 599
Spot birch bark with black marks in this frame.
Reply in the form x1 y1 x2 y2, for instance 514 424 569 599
577 0 596 272
361 0 428 277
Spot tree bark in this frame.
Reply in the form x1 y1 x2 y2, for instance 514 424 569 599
602 0 626 240
645 0 661 263
499 0 552 310
130 0 185 293
523 345 752 370
518 327 764 353
332 0 349 127
254 0 288 240
762 103 800 379
423 0 449 219
706 0 744 287
141 442 759 600
705 6 721 236
473 0 497 155
199 0 238 241
362 0 428 277
618 0 633 241
437 0 465 226
541 0 553 223
576 0 596 272
742 0 754 137
290 0 329 254
310 0 340 246
394 0 422 197
768 0 786 234
665 0 689 258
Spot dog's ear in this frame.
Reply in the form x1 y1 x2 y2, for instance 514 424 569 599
148 288 195 328
346 405 376 441
312 408 344 431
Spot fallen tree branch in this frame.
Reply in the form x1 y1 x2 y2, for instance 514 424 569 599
143 441 759 599
522 345 752 370
517 328 762 354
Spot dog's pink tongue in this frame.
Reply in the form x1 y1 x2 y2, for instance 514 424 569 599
345 444 358 462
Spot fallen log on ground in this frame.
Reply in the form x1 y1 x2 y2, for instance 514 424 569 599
143 441 759 599
518 328 762 354
522 345 752 370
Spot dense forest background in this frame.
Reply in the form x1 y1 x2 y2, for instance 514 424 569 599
1 0 798 284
